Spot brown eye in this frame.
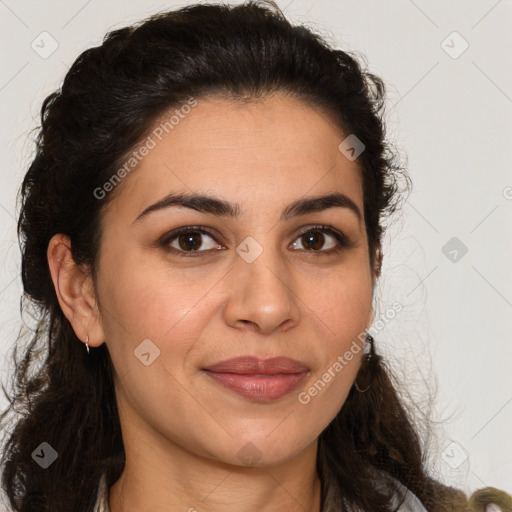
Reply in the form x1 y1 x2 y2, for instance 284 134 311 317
177 231 203 251
291 227 347 253
163 227 221 255
300 230 326 251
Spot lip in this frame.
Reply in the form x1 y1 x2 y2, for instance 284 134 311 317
204 356 310 374
202 356 310 402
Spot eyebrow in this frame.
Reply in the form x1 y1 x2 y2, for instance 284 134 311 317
133 191 362 224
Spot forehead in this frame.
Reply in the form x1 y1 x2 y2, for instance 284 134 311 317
103 93 364 222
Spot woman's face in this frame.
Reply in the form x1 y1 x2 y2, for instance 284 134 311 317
93 92 376 468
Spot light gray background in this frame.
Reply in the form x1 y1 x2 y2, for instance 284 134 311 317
0 0 511 501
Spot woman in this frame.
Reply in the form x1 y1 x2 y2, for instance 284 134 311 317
0 2 509 511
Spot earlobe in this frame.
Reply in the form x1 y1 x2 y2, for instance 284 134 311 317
366 307 375 332
46 234 105 348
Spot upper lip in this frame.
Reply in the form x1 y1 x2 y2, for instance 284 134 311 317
203 356 310 375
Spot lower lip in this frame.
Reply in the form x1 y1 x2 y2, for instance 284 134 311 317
203 371 308 402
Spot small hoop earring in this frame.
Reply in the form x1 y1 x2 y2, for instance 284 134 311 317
354 334 374 392
354 381 372 393
85 336 90 354
354 380 371 393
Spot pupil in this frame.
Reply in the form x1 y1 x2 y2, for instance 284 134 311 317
303 231 323 250
179 232 201 251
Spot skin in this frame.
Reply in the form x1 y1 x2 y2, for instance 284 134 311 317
48 92 380 512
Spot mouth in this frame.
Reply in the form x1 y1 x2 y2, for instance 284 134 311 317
202 356 310 402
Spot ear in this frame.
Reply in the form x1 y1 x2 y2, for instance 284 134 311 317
364 304 375 334
47 233 105 348
374 243 383 279
367 243 382 331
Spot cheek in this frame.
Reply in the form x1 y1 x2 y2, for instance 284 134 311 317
96 246 228 382
295 275 370 433
301 263 373 401
303 261 374 338
98 245 211 336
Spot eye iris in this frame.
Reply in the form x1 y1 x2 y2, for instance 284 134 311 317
302 231 324 250
178 232 202 251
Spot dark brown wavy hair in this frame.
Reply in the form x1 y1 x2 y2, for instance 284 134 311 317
0 1 495 511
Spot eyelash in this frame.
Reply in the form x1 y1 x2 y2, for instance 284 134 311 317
159 224 352 258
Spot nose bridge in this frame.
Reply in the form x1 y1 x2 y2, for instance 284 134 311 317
224 234 300 332
236 235 292 300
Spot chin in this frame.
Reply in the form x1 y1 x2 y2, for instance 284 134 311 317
218 435 312 469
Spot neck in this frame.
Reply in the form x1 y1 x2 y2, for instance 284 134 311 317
109 443 323 512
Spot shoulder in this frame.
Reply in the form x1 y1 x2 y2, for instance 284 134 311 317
390 480 429 512
322 467 429 511
371 471 428 512
372 472 512 512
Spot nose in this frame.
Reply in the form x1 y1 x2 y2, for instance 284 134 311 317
223 247 301 335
